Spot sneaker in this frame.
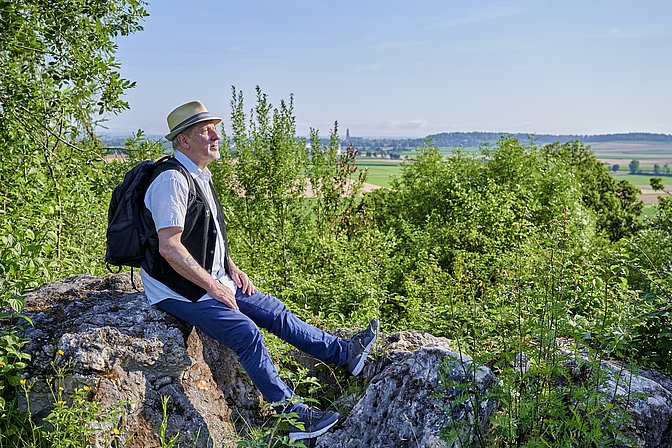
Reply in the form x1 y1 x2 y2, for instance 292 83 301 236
287 403 340 441
345 318 379 376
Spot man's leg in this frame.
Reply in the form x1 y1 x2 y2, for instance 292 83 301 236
236 288 349 367
156 298 293 404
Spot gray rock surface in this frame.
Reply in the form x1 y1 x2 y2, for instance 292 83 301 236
20 274 261 448
604 361 672 447
523 340 672 448
316 332 497 448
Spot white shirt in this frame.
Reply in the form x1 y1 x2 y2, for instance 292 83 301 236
140 151 236 304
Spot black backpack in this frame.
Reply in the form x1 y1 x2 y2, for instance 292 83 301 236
105 155 192 274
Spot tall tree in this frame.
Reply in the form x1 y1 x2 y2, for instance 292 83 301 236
1 0 147 140
545 141 642 241
0 0 148 298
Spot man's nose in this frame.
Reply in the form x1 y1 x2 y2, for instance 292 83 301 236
210 129 221 140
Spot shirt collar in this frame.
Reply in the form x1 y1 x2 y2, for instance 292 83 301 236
174 151 212 182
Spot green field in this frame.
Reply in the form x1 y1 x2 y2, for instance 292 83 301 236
357 141 672 192
589 141 672 178
357 159 404 188
611 172 672 188
590 141 672 162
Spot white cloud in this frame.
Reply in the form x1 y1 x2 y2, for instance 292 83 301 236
381 119 428 130
353 62 383 73
430 0 536 29
370 41 424 52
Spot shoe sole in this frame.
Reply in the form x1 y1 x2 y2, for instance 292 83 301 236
351 323 378 376
288 416 339 441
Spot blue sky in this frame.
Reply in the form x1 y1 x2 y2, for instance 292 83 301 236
101 0 672 138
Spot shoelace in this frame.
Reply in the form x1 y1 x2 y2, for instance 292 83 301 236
291 405 329 427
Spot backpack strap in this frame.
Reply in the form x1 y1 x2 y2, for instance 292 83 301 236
151 156 196 203
139 156 197 280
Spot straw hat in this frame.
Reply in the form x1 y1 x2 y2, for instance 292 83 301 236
165 100 222 141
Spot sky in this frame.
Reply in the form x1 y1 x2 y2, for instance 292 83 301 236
101 0 672 138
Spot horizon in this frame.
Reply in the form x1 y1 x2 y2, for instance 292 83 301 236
97 129 672 141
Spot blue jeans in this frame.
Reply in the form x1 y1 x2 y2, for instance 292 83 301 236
156 288 348 404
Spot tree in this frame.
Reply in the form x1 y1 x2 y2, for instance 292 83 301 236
611 164 620 172
629 159 640 174
650 177 665 192
545 141 642 241
0 1 148 426
1 1 147 140
0 0 148 298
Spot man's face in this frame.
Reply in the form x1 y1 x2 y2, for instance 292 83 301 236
179 120 222 166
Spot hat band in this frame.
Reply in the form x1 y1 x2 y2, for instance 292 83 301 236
170 111 213 133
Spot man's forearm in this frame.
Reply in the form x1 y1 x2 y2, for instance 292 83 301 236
159 240 218 292
228 256 238 273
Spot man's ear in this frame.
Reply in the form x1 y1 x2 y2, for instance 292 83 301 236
176 133 189 149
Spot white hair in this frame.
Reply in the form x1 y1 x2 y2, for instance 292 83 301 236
171 124 195 152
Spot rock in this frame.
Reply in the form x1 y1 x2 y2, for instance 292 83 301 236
604 361 672 447
19 274 261 448
522 339 672 448
316 331 497 448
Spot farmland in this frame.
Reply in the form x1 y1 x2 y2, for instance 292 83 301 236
356 140 672 204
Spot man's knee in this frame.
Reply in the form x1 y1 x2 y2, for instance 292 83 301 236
227 319 265 354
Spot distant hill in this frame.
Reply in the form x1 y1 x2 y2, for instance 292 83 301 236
423 132 672 148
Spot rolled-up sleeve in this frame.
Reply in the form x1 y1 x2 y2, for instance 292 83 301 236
144 170 190 230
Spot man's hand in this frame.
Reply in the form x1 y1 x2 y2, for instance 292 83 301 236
230 261 256 296
206 281 239 310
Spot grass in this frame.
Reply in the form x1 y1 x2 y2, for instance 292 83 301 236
610 172 672 188
437 146 483 154
358 160 672 191
357 158 404 188
357 149 481 188
641 205 658 221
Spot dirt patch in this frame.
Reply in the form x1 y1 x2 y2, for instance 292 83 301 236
302 180 381 197
639 188 667 205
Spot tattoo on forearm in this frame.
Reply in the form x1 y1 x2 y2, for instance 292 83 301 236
185 256 198 267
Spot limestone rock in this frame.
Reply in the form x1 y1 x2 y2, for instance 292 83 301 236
521 340 672 448
316 331 497 448
20 274 261 448
604 361 672 447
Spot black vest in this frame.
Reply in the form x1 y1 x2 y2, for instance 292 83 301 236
142 160 231 302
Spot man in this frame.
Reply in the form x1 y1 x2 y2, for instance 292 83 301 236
140 100 378 441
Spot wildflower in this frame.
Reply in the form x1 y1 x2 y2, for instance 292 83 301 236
113 428 120 435
57 349 64 356
83 385 90 391
0 360 5 367
20 379 26 386
58 386 64 392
